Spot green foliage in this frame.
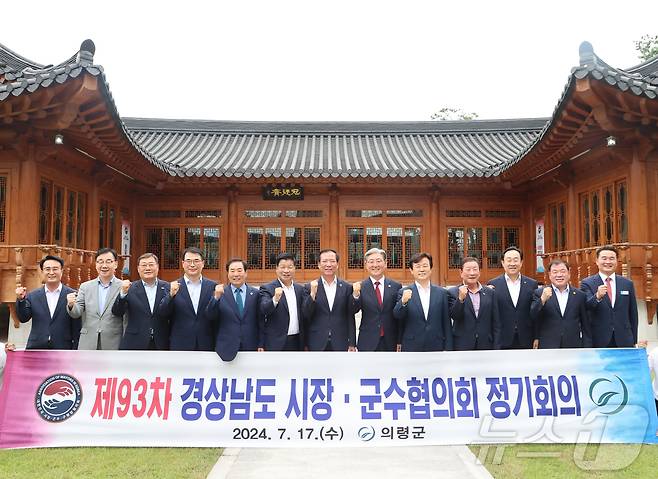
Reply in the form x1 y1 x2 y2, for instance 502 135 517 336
634 35 658 61
431 107 479 121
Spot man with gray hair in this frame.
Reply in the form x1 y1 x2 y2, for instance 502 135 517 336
352 247 402 351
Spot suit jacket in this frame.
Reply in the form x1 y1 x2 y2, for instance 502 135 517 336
393 283 453 352
207 284 262 361
448 285 501 350
112 279 170 350
353 277 402 351
68 277 124 350
580 274 638 347
530 286 592 349
487 274 538 348
259 279 306 351
302 278 357 351
157 276 217 351
16 284 79 349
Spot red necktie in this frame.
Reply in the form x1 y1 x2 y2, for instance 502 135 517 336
605 277 613 303
375 281 384 336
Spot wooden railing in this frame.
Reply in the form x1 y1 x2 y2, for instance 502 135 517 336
0 244 130 318
541 243 658 325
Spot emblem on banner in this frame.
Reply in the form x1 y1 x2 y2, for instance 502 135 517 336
35 374 83 422
588 375 629 415
358 426 375 442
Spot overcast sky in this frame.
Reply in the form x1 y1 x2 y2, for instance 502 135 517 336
3 0 657 121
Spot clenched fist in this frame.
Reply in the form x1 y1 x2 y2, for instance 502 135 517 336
596 284 608 301
540 286 553 304
121 279 131 294
214 284 225 300
274 287 283 302
16 286 27 300
352 281 361 297
401 289 413 305
66 292 77 307
170 281 180 297
458 285 468 302
310 280 319 299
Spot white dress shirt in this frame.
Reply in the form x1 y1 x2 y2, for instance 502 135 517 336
185 275 203 314
322 276 338 312
598 272 616 307
552 285 570 316
142 280 159 313
276 280 300 335
370 276 385 302
44 284 62 317
415 282 431 320
505 274 521 307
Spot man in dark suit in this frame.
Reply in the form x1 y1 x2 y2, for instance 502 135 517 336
393 252 452 352
302 249 357 351
448 256 501 350
531 259 591 349
353 248 402 352
15 255 79 349
259 252 306 351
157 247 216 351
112 252 169 350
207 258 262 361
580 245 638 348
487 247 538 349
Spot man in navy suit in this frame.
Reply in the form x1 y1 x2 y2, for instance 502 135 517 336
580 246 638 348
259 252 307 351
302 249 357 351
353 248 402 352
112 252 170 350
15 255 79 349
157 247 216 351
531 259 591 349
487 247 538 349
393 252 452 352
207 258 262 361
448 256 501 350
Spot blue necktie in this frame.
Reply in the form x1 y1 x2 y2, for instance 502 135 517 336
235 288 244 316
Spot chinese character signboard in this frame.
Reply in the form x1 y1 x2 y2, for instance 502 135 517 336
262 185 304 200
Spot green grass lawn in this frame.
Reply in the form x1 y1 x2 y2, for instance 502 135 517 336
0 447 221 479
470 443 658 479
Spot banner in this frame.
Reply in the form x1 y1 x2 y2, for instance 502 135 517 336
0 349 656 448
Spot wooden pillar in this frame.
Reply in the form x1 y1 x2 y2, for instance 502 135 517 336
430 187 440 284
10 149 39 245
628 145 650 243
86 182 100 251
329 184 339 248
566 181 578 250
227 186 239 265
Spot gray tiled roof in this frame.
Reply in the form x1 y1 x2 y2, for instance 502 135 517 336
124 118 546 179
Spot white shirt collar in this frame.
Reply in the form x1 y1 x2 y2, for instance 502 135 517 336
44 283 62 294
599 272 616 282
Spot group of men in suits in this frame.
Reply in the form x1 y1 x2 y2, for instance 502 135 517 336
13 243 639 359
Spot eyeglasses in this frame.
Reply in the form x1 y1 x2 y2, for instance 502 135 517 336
95 259 116 265
183 259 203 265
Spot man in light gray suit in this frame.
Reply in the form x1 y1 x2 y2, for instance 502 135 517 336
68 247 124 350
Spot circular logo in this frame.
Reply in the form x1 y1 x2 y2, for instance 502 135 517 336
358 426 376 442
35 374 83 422
588 375 628 415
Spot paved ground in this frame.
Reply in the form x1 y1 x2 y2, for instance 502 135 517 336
207 446 493 479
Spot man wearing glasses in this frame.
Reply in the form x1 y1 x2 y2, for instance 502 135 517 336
68 248 124 350
158 247 217 351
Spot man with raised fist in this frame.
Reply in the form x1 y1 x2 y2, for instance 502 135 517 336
16 255 79 349
112 252 169 350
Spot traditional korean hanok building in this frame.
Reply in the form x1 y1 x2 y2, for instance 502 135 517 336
0 40 657 346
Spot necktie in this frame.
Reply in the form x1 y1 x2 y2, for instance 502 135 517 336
605 277 613 304
235 288 244 316
375 281 384 337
